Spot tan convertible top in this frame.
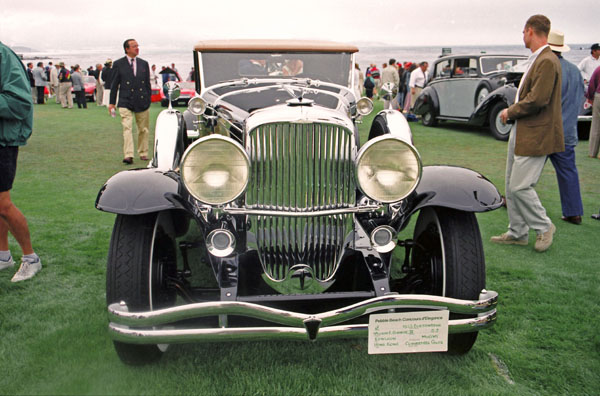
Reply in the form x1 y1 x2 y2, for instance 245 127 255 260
194 39 359 53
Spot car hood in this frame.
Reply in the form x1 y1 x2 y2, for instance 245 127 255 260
245 103 355 133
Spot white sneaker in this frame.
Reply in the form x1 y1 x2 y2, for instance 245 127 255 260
11 258 42 282
0 255 15 271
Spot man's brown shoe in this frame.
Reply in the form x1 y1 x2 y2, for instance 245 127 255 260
534 223 556 252
122 157 133 164
490 233 528 245
561 215 581 225
140 156 149 161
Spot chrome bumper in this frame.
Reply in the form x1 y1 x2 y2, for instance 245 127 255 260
108 290 498 344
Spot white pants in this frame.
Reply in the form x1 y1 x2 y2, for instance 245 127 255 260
505 125 552 237
102 89 111 107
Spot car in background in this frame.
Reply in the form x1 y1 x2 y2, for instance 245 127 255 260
70 75 98 102
414 54 527 140
475 69 592 141
83 76 97 102
151 85 161 103
159 72 195 107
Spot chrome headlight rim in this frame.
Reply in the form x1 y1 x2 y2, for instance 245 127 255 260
188 96 207 116
180 135 250 205
355 135 422 203
356 97 374 116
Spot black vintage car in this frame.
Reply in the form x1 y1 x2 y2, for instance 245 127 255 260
474 70 592 141
96 40 501 365
414 54 527 140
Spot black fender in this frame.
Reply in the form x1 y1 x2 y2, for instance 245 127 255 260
412 86 439 117
402 165 503 223
470 84 517 125
95 168 180 215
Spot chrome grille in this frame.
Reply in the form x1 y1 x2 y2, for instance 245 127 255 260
246 122 355 281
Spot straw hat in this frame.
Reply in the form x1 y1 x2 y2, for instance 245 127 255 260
548 30 570 53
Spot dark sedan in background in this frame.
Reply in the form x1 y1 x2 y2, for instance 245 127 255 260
414 54 527 140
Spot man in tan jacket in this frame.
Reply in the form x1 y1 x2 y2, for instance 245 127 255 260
491 14 564 252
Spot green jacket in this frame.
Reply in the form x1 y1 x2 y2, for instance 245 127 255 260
0 41 33 147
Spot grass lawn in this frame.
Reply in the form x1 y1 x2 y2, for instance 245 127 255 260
0 99 598 395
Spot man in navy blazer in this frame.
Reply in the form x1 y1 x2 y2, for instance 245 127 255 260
109 39 151 164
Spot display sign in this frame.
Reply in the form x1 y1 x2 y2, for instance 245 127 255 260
368 311 449 354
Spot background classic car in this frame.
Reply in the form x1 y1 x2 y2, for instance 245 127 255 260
96 40 502 365
413 54 527 140
474 70 592 141
158 68 196 107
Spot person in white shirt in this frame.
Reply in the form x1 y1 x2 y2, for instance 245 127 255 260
50 63 59 103
409 61 428 110
578 43 600 84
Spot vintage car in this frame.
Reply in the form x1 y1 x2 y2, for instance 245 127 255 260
413 54 527 140
151 85 161 103
96 40 502 365
70 75 98 102
475 70 592 141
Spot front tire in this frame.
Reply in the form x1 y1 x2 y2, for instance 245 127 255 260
106 212 178 365
411 207 486 354
421 110 438 127
488 102 511 141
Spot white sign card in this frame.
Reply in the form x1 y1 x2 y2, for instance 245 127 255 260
368 310 449 354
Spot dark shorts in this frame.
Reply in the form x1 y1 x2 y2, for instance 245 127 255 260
0 146 19 192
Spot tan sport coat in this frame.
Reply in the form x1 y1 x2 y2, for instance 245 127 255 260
507 46 564 156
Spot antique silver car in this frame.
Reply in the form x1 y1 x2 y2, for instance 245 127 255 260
96 40 502 365
414 54 527 140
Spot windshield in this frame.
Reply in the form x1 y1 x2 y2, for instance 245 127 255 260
200 52 353 88
479 56 528 74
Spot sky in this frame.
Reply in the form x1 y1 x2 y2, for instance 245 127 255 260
0 0 597 52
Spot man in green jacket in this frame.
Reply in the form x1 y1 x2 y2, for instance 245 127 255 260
0 41 42 282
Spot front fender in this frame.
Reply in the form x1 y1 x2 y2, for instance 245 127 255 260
412 86 438 117
470 85 517 124
95 168 179 215
152 109 188 170
406 165 503 216
367 110 413 144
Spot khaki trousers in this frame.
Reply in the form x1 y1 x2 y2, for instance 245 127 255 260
410 87 422 109
119 108 149 159
59 82 73 108
505 125 552 238
53 84 60 103
96 82 104 106
588 92 600 158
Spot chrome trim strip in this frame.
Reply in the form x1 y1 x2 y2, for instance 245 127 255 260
109 290 497 329
224 205 381 217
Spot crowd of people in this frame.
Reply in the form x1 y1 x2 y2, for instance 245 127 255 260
23 58 192 110
356 59 430 119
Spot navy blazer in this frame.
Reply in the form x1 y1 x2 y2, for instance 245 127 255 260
109 56 151 112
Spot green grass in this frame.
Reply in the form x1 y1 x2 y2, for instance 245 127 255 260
0 100 599 395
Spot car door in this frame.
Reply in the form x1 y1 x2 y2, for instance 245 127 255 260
437 57 480 119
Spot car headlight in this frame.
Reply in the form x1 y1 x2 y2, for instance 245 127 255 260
181 135 249 205
356 97 374 116
356 136 422 203
188 97 207 115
